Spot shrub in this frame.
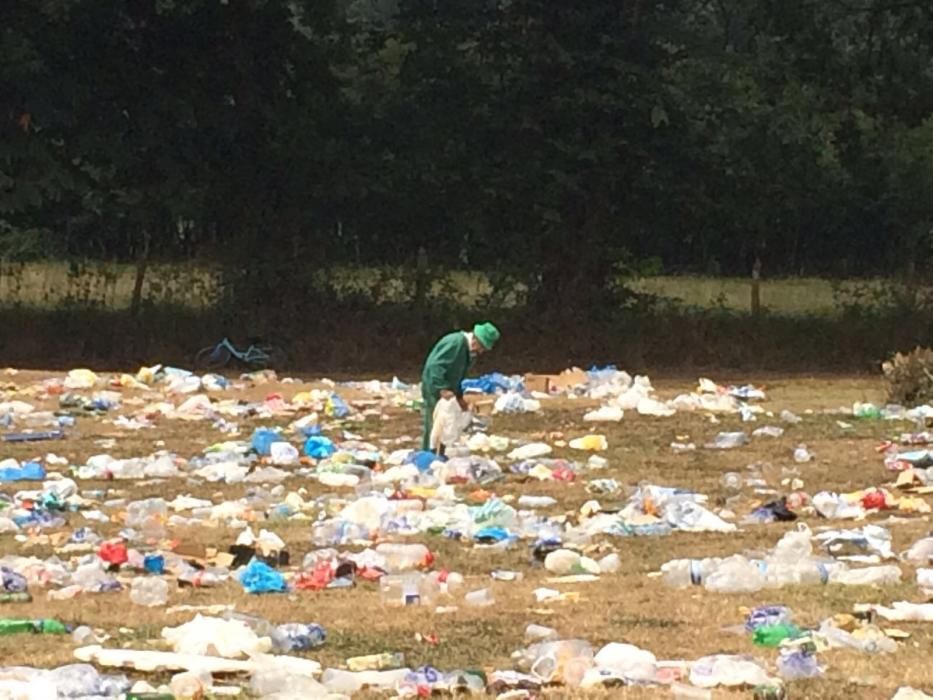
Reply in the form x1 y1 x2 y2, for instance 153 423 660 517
883 347 933 405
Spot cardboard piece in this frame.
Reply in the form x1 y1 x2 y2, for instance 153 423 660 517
465 395 494 416
524 368 588 394
173 542 207 559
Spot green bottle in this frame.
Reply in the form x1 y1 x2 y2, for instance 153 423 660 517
0 618 68 635
37 618 68 634
0 593 32 603
752 622 802 647
0 620 35 635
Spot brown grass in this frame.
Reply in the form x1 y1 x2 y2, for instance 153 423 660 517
0 370 929 699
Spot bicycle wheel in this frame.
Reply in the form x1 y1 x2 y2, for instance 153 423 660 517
252 345 287 370
194 344 232 371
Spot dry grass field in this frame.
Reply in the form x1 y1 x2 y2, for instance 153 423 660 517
0 369 929 698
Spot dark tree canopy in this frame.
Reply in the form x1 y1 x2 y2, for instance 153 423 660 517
2 0 933 306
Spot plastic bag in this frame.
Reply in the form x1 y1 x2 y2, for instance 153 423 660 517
238 559 287 594
304 436 336 459
430 398 471 450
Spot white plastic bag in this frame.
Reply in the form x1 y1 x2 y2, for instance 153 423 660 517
430 398 471 450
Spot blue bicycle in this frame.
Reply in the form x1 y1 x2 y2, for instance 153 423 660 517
194 337 287 370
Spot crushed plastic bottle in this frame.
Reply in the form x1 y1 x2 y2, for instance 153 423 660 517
513 639 594 686
321 668 412 694
745 605 793 632
689 654 772 688
346 652 405 671
817 620 897 654
129 577 168 607
270 622 326 651
777 649 822 680
753 426 785 438
706 432 749 450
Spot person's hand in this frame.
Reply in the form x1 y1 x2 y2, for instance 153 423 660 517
457 396 469 411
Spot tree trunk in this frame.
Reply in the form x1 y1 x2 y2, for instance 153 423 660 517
130 230 151 317
750 256 762 316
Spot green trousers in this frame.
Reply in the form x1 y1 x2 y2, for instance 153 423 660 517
421 388 437 452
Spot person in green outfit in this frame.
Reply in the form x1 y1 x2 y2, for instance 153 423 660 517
421 322 501 453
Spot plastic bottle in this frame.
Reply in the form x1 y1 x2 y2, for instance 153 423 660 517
321 669 412 694
828 565 902 586
753 426 785 438
753 685 788 700
310 520 369 547
270 623 327 651
72 625 96 644
379 572 438 606
752 623 802 647
178 567 228 588
346 652 405 671
707 432 748 449
220 610 275 636
689 654 772 688
818 621 897 654
0 592 31 603
129 577 168 607
516 640 594 686
720 472 743 491
0 618 67 634
854 402 882 419
661 558 723 588
374 543 432 572
703 555 765 593
50 664 130 698
745 605 793 632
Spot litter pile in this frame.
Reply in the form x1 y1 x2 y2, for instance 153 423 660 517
0 365 928 699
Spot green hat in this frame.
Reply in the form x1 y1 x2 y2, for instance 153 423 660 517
473 322 500 350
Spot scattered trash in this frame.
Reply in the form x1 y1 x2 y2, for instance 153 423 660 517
0 365 920 695
706 432 749 450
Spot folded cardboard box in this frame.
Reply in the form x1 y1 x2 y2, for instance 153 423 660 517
525 368 588 394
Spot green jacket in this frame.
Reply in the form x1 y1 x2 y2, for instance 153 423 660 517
421 331 471 399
